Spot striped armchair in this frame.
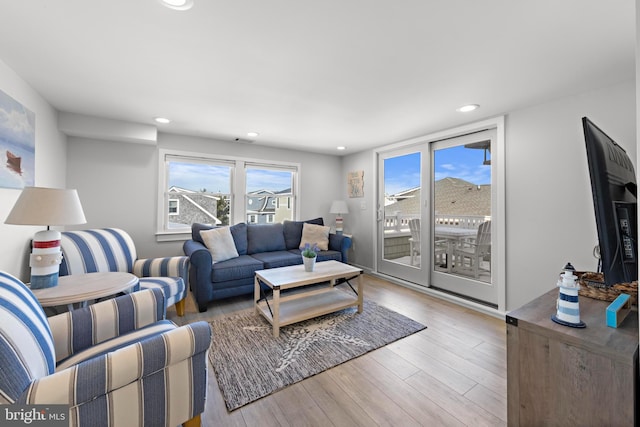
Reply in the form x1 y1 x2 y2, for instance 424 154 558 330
60 228 188 316
0 271 211 427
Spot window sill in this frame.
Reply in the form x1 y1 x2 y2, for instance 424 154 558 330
156 230 191 242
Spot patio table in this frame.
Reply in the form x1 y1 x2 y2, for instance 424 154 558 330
434 226 478 272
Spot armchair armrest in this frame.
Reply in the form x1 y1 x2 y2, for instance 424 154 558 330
329 233 352 263
48 289 165 362
133 255 189 283
20 322 212 417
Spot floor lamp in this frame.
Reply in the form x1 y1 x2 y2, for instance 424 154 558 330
5 187 86 288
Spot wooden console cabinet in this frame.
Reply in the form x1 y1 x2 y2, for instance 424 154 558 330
506 289 638 426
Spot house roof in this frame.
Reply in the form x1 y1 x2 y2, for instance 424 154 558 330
385 177 491 216
434 178 490 216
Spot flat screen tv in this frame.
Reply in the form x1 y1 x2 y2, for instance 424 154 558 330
583 117 637 286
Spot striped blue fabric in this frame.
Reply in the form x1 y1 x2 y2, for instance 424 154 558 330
60 229 137 275
0 272 56 403
138 277 184 309
60 228 188 313
143 371 166 427
57 320 176 370
1 270 212 426
23 322 212 426
49 288 165 362
76 395 108 427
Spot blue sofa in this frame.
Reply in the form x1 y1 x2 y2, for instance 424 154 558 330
183 219 352 312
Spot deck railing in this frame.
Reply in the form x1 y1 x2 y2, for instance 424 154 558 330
384 213 489 233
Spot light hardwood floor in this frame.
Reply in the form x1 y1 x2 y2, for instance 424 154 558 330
168 274 507 427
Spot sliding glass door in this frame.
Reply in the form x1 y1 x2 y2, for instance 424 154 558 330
375 120 504 310
430 130 498 306
377 147 427 285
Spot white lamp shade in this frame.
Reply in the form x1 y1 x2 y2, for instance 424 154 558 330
329 200 349 215
5 187 87 226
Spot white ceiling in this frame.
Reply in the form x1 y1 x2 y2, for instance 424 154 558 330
0 1 635 155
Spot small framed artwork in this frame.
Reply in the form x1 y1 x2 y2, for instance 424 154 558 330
348 170 364 198
0 88 35 189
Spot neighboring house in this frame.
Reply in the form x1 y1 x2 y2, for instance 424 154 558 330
246 188 293 224
385 187 421 218
167 186 223 227
385 178 491 221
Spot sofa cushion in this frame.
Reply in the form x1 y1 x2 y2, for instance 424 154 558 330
211 255 263 283
288 249 342 263
191 223 212 244
299 223 330 251
200 226 239 263
229 223 248 255
192 222 248 255
250 251 303 269
283 218 324 250
247 223 286 254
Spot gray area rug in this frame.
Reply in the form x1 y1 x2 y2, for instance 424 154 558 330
209 299 427 411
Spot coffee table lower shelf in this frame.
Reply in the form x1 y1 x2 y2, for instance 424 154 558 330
256 288 361 336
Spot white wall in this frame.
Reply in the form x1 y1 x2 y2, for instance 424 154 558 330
342 79 636 311
0 59 68 280
66 132 343 258
339 150 375 268
506 80 635 309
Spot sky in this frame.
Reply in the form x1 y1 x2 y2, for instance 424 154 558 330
384 146 491 195
169 162 292 193
169 146 489 196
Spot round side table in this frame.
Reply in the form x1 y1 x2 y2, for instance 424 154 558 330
30 272 139 311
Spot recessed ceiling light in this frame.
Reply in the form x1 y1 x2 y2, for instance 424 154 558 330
457 104 479 113
337 146 346 151
154 117 171 124
247 132 259 138
159 0 194 11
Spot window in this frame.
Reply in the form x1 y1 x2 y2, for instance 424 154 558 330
245 164 296 225
158 150 299 237
168 199 179 216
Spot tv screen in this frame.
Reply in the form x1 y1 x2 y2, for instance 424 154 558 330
583 117 637 286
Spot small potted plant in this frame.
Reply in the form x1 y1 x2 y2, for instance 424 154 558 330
301 243 319 272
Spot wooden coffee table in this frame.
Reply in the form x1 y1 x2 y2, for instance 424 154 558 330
30 272 139 311
254 260 363 337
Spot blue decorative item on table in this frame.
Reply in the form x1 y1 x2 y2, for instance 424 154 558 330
551 262 587 328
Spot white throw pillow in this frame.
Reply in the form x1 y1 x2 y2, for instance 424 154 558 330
200 227 239 263
299 223 330 251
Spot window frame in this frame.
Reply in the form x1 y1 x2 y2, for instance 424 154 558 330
157 149 300 241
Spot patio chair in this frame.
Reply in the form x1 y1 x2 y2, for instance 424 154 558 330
0 270 211 427
408 218 421 266
59 228 188 316
453 220 492 278
434 238 449 268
